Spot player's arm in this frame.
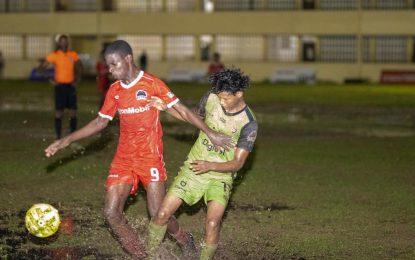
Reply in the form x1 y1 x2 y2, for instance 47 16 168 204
190 148 250 174
170 102 234 150
149 93 232 149
45 116 109 157
190 120 258 174
148 93 205 121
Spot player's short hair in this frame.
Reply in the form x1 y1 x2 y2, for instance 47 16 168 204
209 67 250 94
104 40 133 58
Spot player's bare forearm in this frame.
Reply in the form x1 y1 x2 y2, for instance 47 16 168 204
191 160 239 174
45 116 108 157
172 103 208 130
166 107 186 121
172 102 233 149
66 116 108 143
148 97 202 122
165 106 204 122
190 148 250 174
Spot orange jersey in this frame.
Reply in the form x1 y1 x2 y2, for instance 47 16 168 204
99 71 179 164
46 50 79 84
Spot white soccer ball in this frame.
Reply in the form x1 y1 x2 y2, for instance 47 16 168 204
25 203 60 238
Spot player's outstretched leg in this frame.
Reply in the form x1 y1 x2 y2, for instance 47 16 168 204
200 201 226 260
104 184 147 259
146 185 186 257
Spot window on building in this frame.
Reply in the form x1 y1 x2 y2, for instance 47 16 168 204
65 0 98 11
320 0 358 10
54 0 98 11
319 35 357 62
362 0 408 9
215 0 255 10
268 35 299 62
216 35 264 61
26 35 52 59
0 35 23 58
166 35 195 60
268 0 297 10
115 0 163 12
166 0 197 12
117 35 163 61
374 36 408 63
0 0 50 12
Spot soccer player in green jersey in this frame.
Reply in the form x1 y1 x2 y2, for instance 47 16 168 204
147 68 258 259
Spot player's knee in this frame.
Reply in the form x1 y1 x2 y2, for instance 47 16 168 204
206 219 220 230
155 209 169 223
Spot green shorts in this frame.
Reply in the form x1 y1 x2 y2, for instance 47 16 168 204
167 165 233 206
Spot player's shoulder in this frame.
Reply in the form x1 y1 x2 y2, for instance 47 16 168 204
108 80 122 93
47 50 58 58
68 49 78 55
140 71 158 83
68 50 79 59
243 106 257 122
205 91 217 102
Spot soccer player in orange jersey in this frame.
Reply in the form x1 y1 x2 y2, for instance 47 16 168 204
45 34 82 139
44 40 233 259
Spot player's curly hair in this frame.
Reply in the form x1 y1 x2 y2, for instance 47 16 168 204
104 40 133 58
209 67 250 94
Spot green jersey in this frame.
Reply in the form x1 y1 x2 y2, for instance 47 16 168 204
168 92 258 206
183 92 258 180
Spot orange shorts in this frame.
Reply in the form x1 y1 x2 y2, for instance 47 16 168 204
106 161 167 195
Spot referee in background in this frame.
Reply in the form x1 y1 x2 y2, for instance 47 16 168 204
45 34 82 139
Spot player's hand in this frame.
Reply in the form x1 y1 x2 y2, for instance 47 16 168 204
190 160 213 174
207 131 234 151
45 138 70 157
148 96 167 111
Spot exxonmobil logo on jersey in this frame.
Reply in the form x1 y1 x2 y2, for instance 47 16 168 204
118 105 151 115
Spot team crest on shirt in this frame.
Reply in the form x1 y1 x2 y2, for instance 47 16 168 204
231 127 238 133
136 90 148 100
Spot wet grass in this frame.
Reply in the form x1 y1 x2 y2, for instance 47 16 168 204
0 80 415 259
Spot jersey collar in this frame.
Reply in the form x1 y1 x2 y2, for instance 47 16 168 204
221 104 247 116
120 70 144 89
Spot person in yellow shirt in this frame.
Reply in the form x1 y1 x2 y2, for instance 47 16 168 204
45 34 82 139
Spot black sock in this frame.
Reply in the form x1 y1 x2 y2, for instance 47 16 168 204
69 117 77 133
55 118 62 139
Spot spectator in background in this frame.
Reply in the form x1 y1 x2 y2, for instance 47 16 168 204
207 52 224 76
0 51 4 79
45 34 82 139
96 44 111 107
139 50 148 71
